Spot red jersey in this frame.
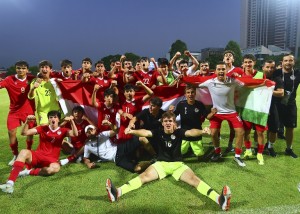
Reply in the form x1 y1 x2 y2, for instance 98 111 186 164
64 119 90 149
36 126 69 159
0 74 35 113
90 77 111 89
133 70 156 87
97 102 119 131
226 67 244 77
50 71 75 80
118 97 144 142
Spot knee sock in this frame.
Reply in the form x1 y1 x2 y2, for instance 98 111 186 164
29 168 41 176
235 148 242 157
8 161 24 182
197 181 219 204
120 176 142 195
26 140 33 150
9 141 19 156
244 140 252 150
257 144 265 154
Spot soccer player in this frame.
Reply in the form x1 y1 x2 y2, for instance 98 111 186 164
92 87 119 132
83 123 148 173
28 60 61 125
105 112 231 211
117 81 153 143
127 97 165 159
198 62 246 167
59 106 95 165
0 111 78 194
0 61 36 166
51 59 75 81
241 54 267 165
169 84 215 158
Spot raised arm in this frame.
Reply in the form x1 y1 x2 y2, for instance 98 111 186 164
185 50 199 72
21 115 38 136
65 116 78 137
136 81 154 102
92 84 100 108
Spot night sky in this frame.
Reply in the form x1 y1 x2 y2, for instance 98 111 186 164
0 0 240 69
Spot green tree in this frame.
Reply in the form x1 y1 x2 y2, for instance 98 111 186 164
225 40 243 67
101 54 122 70
169 40 188 60
5 65 39 76
124 52 140 64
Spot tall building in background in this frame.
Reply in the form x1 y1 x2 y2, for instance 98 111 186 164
241 0 300 57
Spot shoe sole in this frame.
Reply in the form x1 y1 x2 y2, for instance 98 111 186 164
0 186 13 194
106 179 116 202
222 186 231 211
234 158 246 167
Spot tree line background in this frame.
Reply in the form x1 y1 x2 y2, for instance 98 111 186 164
5 39 300 76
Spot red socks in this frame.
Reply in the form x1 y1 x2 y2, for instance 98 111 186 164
8 161 24 182
9 141 19 156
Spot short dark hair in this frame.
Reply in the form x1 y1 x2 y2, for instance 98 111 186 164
104 88 116 97
15 60 29 68
47 110 61 119
82 57 92 64
150 97 162 107
94 60 105 67
140 57 149 62
243 54 256 61
216 61 226 66
39 60 53 69
157 58 169 66
223 50 235 57
72 106 84 114
179 59 188 66
124 83 135 91
185 83 196 92
60 59 72 67
162 111 176 121
262 60 275 67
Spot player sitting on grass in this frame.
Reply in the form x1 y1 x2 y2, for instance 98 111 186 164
0 111 78 194
106 111 231 211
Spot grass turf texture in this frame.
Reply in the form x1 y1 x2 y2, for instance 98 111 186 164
0 89 299 214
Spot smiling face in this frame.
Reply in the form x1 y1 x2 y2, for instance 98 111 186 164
282 55 295 72
185 88 196 104
39 65 51 79
86 127 97 138
243 58 256 74
216 64 227 82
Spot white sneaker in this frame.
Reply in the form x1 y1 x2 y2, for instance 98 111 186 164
8 155 17 166
0 183 14 194
60 159 69 166
234 157 246 167
18 169 31 177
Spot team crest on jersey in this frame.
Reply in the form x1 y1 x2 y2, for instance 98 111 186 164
104 80 108 83
195 108 199 113
57 130 61 135
132 102 135 106
111 109 114 113
171 134 176 140
21 87 25 93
